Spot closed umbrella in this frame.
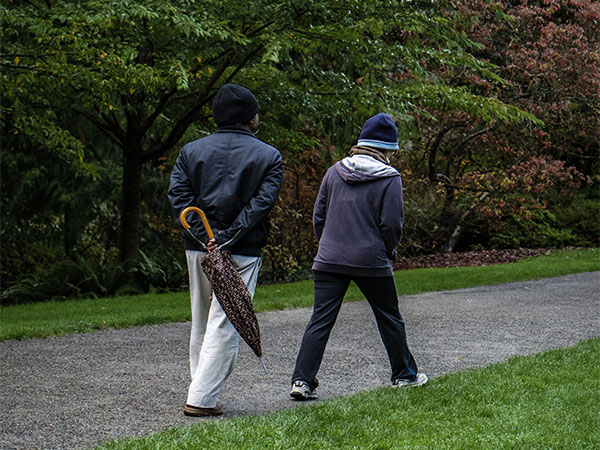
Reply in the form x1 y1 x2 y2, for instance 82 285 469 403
179 207 264 367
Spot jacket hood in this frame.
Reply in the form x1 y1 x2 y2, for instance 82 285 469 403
335 155 400 183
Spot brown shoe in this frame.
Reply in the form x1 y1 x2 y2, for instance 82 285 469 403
183 403 223 417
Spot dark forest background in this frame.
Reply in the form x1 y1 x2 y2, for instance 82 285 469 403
2 0 598 304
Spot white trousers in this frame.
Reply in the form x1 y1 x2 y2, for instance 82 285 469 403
185 250 261 408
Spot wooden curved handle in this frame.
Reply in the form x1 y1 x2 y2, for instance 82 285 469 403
179 207 214 239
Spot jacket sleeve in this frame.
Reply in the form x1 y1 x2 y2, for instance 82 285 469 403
167 148 211 243
216 151 284 248
379 176 404 260
313 171 329 241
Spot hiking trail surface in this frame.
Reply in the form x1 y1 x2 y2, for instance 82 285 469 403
1 271 599 450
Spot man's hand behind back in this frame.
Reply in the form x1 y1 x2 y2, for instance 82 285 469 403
206 238 218 252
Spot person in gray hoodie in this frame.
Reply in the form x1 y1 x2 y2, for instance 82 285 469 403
290 113 427 400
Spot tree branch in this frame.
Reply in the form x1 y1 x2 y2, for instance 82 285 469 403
455 126 492 152
76 108 124 149
223 47 262 85
136 87 177 132
445 191 489 252
246 20 276 38
142 52 237 162
453 126 493 178
427 121 470 182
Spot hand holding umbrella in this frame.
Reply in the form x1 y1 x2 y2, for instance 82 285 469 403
179 207 266 370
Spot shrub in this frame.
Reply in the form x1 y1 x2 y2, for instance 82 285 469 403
554 190 600 247
0 250 188 305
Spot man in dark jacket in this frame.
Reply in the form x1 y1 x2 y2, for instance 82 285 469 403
290 113 427 400
168 84 283 416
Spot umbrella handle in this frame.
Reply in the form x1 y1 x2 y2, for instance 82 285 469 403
179 206 214 239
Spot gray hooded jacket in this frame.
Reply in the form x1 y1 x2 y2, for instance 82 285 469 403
312 154 404 277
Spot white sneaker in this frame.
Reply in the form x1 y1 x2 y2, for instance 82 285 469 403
290 380 317 400
392 372 428 388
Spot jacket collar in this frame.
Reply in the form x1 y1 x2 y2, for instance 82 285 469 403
214 126 256 137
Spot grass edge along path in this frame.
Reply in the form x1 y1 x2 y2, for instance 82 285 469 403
1 248 598 341
97 337 600 449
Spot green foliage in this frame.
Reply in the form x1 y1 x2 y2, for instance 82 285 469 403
554 190 600 248
456 155 595 250
390 0 598 254
0 249 187 305
1 256 116 303
398 83 542 125
400 186 445 255
1 0 578 295
130 250 187 294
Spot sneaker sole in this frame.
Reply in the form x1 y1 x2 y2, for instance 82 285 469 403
183 406 223 417
394 374 428 388
290 391 317 401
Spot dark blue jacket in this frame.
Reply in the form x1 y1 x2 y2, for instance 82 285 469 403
168 127 283 256
312 155 404 276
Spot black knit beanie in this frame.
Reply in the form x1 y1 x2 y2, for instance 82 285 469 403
212 84 259 127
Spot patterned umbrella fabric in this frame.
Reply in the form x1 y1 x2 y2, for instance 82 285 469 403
179 207 263 359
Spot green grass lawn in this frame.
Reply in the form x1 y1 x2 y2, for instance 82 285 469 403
1 247 598 341
96 337 600 449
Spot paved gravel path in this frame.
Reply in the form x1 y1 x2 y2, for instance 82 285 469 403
1 272 599 450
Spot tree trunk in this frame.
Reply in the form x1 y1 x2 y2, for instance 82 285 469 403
437 186 455 251
445 192 489 253
119 150 143 264
63 203 74 258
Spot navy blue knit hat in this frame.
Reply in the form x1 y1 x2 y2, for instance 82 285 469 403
212 84 259 127
357 113 399 151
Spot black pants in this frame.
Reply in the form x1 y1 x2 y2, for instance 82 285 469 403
292 270 419 390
